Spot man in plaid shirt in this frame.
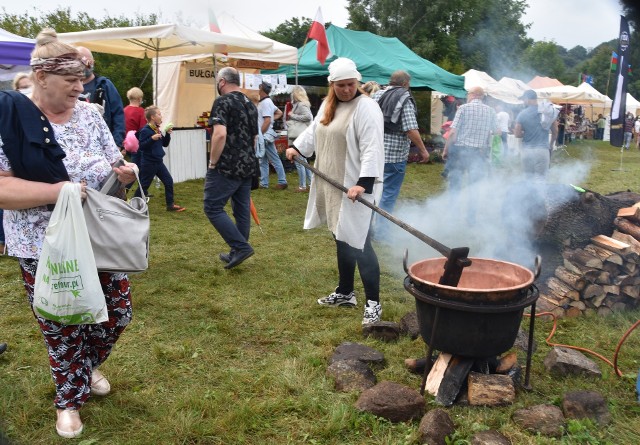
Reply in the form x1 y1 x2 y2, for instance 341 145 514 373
372 71 429 239
442 86 498 222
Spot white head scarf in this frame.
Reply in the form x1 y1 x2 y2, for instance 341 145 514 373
327 57 362 82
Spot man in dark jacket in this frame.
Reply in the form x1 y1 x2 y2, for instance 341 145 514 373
77 46 126 148
205 67 259 269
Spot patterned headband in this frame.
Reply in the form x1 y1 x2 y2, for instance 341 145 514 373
30 53 85 76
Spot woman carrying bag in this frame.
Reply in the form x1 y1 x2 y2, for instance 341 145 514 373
287 86 314 192
0 29 138 438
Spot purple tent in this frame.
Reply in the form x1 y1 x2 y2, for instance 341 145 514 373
0 28 35 82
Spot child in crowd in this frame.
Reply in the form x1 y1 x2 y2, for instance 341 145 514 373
134 106 186 212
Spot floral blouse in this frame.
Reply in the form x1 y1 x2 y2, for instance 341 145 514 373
0 100 122 259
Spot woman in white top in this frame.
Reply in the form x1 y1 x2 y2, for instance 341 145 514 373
286 58 385 325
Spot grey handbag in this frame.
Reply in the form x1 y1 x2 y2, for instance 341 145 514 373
83 172 149 273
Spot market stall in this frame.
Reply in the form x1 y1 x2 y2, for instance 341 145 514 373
152 13 298 181
58 22 276 183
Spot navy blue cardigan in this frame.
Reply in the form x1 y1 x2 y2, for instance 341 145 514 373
0 91 69 184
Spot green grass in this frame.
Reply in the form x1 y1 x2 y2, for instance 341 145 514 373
1 140 640 444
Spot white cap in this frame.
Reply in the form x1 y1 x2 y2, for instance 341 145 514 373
327 57 362 82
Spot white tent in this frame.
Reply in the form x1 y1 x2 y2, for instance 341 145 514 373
534 84 607 105
58 23 272 59
58 24 273 103
157 13 298 128
626 93 640 115
498 76 530 96
462 69 521 104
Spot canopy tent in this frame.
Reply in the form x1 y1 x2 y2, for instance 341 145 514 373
534 84 609 105
462 69 521 104
156 12 298 128
0 28 35 82
498 76 530 95
213 12 297 64
626 93 640 115
58 23 273 102
528 76 563 89
264 25 466 97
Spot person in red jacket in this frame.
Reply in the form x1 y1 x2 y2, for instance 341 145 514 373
123 87 147 167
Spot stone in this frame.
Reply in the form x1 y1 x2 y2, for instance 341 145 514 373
399 311 420 340
417 408 455 445
562 390 611 426
512 404 565 438
543 346 602 377
355 380 425 423
326 359 376 393
470 430 511 445
512 327 537 353
329 342 385 369
362 321 401 342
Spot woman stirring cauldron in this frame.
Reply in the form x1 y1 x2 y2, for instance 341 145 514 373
286 58 385 324
0 28 137 438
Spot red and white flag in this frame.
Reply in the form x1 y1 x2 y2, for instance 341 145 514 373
208 8 221 33
307 7 331 65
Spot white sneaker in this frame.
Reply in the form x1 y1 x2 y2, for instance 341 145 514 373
362 300 382 324
317 288 357 307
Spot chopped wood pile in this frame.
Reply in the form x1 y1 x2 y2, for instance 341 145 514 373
537 204 640 317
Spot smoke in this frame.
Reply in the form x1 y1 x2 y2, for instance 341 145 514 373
379 153 591 276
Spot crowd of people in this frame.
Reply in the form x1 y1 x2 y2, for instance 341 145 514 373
2 25 640 440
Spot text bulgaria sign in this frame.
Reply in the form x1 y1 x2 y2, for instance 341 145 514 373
185 63 216 85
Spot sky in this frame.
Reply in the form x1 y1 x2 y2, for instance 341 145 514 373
0 0 627 50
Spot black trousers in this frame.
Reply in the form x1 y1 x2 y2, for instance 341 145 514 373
335 231 380 302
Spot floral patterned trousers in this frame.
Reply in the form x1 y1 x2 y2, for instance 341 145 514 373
19 258 133 410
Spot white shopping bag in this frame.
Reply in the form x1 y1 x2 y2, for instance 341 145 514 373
34 183 107 324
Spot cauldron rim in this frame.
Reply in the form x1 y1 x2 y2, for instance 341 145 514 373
407 256 534 294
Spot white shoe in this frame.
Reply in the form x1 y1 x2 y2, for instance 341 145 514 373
362 300 382 324
56 409 83 438
91 369 111 396
317 288 357 307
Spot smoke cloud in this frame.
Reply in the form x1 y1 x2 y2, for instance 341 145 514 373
379 152 592 277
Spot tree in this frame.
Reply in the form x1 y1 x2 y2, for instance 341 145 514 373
0 7 158 103
345 0 530 77
260 17 314 49
520 41 566 80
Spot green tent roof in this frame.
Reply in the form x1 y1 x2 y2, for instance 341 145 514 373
264 25 466 97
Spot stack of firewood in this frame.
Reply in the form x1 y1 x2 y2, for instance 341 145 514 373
538 205 640 317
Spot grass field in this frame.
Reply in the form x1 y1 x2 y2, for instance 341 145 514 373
1 138 639 444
